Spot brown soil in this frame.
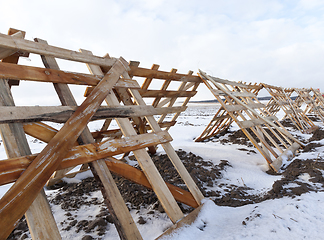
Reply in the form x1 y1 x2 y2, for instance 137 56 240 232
7 126 324 239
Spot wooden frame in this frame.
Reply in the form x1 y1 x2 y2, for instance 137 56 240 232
262 83 317 133
84 61 201 155
293 88 324 122
197 70 304 172
0 30 204 239
195 82 263 142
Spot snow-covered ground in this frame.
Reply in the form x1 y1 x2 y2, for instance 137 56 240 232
1 102 324 239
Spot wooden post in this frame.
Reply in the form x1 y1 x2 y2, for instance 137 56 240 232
0 80 62 240
0 58 128 239
80 49 185 223
33 38 142 240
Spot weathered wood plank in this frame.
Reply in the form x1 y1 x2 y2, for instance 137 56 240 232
0 131 172 185
0 80 62 239
141 64 160 89
0 61 140 89
237 115 278 128
0 31 25 60
104 158 199 208
0 57 128 240
206 74 262 89
225 103 266 112
127 65 202 82
82 49 185 224
0 33 117 66
0 105 159 123
156 203 205 239
129 89 205 206
138 89 197 98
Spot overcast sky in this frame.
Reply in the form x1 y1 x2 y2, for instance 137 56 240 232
1 0 324 103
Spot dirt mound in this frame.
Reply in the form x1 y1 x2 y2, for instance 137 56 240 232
309 128 324 142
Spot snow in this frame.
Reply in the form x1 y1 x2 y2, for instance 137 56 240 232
1 102 324 239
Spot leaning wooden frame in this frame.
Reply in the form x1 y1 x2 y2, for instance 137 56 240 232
195 81 262 142
293 88 324 122
197 70 305 173
0 29 204 240
262 83 317 133
84 60 202 156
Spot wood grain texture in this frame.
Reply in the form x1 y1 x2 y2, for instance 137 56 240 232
0 33 117 66
81 49 185 223
0 79 62 239
0 58 127 239
0 61 139 88
0 131 172 185
0 105 159 123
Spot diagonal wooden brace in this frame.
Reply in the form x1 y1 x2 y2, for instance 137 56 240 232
0 57 128 240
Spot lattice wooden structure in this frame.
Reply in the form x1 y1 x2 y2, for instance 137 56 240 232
262 83 317 133
84 60 201 156
0 29 204 240
196 70 305 172
195 81 263 142
293 88 324 122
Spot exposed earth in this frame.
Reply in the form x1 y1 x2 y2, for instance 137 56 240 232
7 121 324 240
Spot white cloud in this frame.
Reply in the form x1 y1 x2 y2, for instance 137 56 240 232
1 0 324 101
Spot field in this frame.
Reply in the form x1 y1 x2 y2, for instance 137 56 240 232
2 102 324 240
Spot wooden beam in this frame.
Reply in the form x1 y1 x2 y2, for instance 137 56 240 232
0 105 160 123
0 80 62 239
156 203 204 239
127 65 202 83
138 89 197 98
0 57 128 240
0 33 117 66
104 158 199 208
81 49 185 224
0 131 172 185
0 61 140 89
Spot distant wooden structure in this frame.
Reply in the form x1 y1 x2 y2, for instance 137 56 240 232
0 28 204 240
195 81 262 142
293 88 324 122
262 83 317 133
196 70 304 172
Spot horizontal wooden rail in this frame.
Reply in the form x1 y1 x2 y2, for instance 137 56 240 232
0 131 172 185
127 65 202 83
138 89 197 98
0 33 117 66
0 61 139 88
0 105 171 123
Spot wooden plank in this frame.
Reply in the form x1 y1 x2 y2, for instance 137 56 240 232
0 105 161 123
81 49 185 224
0 57 128 240
23 120 176 145
104 158 198 208
127 65 202 82
129 89 204 205
156 203 205 239
270 142 301 172
237 116 277 128
39 42 142 240
0 61 140 89
0 31 25 60
207 75 262 89
138 89 197 98
0 33 117 66
0 80 62 239
141 64 160 89
226 103 266 112
0 131 172 185
157 81 196 108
